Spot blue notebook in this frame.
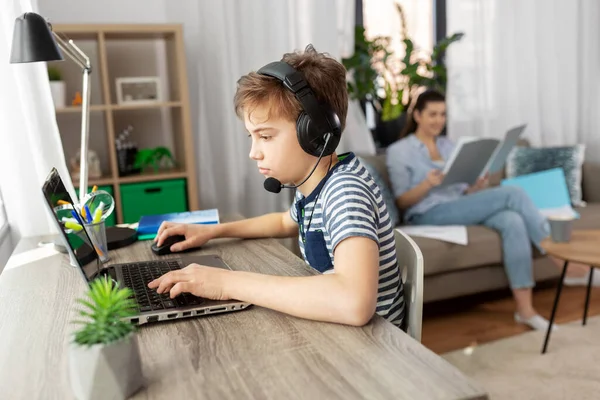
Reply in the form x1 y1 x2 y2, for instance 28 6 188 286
501 168 570 209
501 168 579 218
137 209 220 235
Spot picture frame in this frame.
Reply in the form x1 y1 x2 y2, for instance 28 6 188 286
115 76 163 105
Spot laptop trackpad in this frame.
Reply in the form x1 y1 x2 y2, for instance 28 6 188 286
179 254 232 271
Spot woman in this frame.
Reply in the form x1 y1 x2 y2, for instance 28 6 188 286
386 90 588 331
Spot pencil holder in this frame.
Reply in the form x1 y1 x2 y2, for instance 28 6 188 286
117 147 140 177
81 220 110 263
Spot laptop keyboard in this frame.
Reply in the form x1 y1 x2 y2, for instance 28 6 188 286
120 260 203 313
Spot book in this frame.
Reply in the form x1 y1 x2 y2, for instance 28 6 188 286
440 124 526 187
137 209 220 235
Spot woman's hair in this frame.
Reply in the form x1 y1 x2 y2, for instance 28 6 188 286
399 89 446 139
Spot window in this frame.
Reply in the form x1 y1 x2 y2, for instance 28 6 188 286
363 0 434 62
0 189 7 240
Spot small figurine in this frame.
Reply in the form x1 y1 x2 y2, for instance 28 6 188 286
72 91 82 106
71 150 102 179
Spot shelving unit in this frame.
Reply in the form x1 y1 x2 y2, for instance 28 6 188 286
50 24 198 224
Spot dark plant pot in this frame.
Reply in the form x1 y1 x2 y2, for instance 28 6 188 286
374 112 407 148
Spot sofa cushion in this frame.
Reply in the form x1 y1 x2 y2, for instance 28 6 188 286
358 156 400 226
403 202 600 277
401 225 503 276
506 144 586 206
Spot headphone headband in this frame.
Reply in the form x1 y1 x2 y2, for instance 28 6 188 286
257 61 341 157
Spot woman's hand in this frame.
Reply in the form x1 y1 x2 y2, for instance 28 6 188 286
154 222 217 252
424 169 444 188
148 263 232 300
466 174 490 194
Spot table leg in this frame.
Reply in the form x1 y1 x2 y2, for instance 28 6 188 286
542 261 568 354
583 268 594 326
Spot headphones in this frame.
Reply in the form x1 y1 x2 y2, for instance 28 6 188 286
257 61 342 157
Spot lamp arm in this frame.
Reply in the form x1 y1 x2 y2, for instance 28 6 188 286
53 32 92 203
52 32 90 71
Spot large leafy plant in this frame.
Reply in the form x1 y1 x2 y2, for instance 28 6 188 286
342 5 463 122
396 3 464 107
72 276 137 347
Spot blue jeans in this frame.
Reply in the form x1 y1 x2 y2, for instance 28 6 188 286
410 186 550 290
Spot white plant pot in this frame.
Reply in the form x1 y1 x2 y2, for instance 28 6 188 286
69 334 144 400
49 81 66 109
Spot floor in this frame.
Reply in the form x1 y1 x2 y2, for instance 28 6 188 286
421 280 600 354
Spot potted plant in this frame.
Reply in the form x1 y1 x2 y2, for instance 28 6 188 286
343 5 464 148
342 26 404 148
69 276 143 400
395 4 464 110
48 66 66 108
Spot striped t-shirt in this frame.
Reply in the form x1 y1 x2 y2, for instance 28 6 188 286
290 152 405 329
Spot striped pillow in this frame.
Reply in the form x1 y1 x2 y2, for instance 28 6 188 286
506 144 586 206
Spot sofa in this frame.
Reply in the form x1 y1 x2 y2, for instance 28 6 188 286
359 153 600 304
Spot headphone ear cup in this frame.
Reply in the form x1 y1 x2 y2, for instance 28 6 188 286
296 111 321 157
296 107 342 157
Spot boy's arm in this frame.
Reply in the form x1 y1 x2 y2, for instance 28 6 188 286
225 236 379 326
214 211 298 239
153 235 379 326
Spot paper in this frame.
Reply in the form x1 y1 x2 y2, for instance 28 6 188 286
538 205 580 219
397 225 468 245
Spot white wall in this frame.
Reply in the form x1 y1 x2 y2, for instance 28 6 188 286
39 0 168 23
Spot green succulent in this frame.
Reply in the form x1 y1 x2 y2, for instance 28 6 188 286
72 276 138 347
47 66 62 81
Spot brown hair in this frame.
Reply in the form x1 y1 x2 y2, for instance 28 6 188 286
399 89 446 139
234 44 348 132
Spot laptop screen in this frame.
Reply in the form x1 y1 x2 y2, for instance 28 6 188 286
41 168 100 282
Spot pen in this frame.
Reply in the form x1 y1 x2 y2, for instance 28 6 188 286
84 205 92 223
57 199 69 206
64 221 83 231
71 210 84 224
92 185 98 193
93 202 104 223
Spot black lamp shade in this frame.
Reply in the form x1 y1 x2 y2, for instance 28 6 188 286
10 12 63 64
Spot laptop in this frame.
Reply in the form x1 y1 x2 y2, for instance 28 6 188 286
42 167 251 325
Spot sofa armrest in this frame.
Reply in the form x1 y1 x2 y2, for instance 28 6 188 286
582 162 600 202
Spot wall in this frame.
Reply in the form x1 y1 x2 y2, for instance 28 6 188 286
39 0 169 23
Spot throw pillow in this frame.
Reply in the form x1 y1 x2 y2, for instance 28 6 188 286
505 144 586 206
358 157 400 227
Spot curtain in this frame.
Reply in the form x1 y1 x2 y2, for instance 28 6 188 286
165 0 364 218
0 0 74 248
446 0 600 162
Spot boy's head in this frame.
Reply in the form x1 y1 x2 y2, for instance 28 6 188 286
234 45 348 186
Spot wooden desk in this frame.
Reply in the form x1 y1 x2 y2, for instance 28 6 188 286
0 235 487 399
540 230 600 354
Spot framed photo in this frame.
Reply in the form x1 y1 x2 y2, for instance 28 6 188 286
115 76 163 105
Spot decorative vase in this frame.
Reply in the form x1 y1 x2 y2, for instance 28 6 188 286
49 80 66 108
374 112 408 148
69 334 144 400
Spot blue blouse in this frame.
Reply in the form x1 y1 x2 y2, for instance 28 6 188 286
386 134 468 221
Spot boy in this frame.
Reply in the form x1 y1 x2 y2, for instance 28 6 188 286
149 45 405 329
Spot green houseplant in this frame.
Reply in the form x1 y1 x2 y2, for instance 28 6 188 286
47 65 66 108
342 5 464 147
69 276 143 400
396 3 464 109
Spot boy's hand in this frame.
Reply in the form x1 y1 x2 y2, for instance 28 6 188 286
154 222 217 252
148 263 232 300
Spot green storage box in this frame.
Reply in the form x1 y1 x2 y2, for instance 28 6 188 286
75 185 116 227
121 179 188 224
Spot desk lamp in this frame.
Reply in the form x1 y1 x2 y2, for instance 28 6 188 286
10 12 137 250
